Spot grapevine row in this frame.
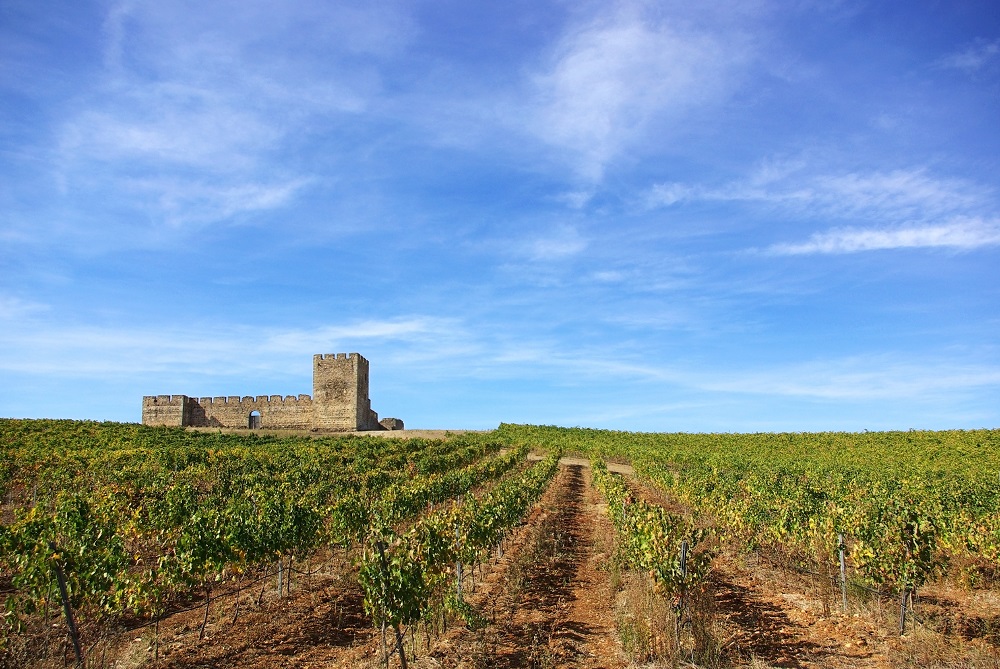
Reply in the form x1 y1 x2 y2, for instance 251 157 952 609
358 450 561 662
591 459 713 598
0 421 517 631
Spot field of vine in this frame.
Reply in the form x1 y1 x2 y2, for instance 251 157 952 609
501 424 1000 592
2 419 999 668
0 419 559 667
502 424 1000 665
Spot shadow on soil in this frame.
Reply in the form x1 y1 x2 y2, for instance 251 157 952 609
158 583 372 668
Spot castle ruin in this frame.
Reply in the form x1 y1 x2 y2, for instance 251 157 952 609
142 353 403 431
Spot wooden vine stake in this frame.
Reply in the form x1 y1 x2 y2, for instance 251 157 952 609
898 587 910 636
455 496 464 601
257 564 270 605
675 539 689 650
838 533 848 612
48 542 83 667
455 521 463 601
232 574 244 624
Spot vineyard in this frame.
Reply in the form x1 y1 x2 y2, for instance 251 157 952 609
1 419 999 668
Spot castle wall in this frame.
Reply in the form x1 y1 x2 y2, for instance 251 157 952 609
187 395 314 429
142 353 395 431
142 394 314 429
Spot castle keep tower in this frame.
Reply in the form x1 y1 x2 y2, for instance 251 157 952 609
141 353 401 431
311 353 380 431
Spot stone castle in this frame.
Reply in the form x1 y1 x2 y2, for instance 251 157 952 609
142 353 403 431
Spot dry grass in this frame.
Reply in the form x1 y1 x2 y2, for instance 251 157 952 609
612 572 722 668
891 627 1000 668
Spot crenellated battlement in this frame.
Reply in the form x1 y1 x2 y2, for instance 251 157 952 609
194 395 313 406
142 354 401 431
314 352 365 363
143 395 187 405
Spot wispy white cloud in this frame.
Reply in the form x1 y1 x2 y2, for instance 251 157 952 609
934 38 1000 73
60 92 283 170
812 170 986 221
416 344 1000 406
127 176 315 227
646 163 998 254
50 0 413 232
591 270 627 283
644 182 693 207
0 316 460 377
534 350 1000 404
526 3 752 181
647 165 988 221
697 356 1000 401
261 318 460 355
0 296 49 321
767 217 1000 255
523 224 587 260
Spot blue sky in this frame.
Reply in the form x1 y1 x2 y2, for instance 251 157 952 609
1 0 998 431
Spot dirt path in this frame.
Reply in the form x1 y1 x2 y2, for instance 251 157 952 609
421 464 626 668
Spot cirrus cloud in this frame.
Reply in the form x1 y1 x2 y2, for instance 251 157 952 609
527 4 752 182
766 217 1000 255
